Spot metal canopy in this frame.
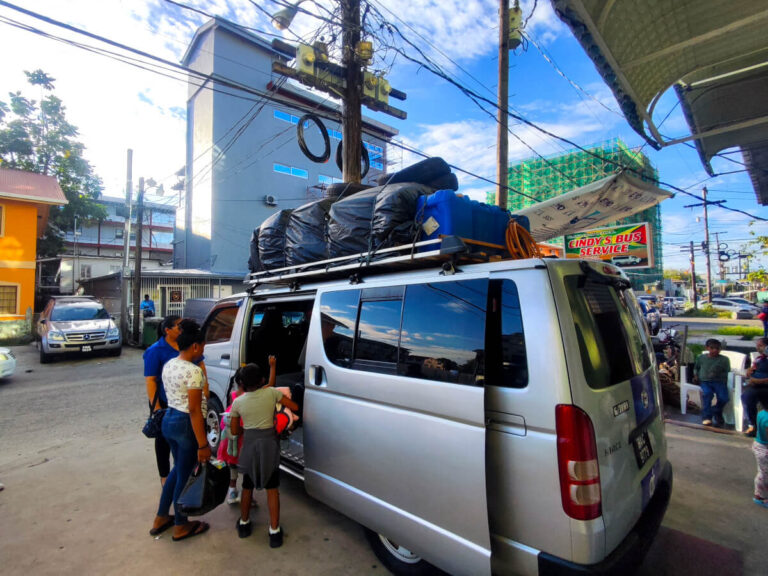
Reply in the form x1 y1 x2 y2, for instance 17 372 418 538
553 0 768 201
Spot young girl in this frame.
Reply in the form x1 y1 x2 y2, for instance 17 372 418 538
230 357 299 547
218 382 245 505
752 403 768 508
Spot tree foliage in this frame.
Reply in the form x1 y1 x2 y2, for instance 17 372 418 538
0 70 106 257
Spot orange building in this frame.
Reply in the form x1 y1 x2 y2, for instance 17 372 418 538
0 168 67 323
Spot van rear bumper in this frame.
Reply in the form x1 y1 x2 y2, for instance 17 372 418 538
537 461 673 576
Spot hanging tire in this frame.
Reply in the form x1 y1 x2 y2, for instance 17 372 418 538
205 395 224 453
335 140 370 179
297 113 331 163
364 528 441 576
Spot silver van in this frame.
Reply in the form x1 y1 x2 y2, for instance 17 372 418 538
201 250 672 575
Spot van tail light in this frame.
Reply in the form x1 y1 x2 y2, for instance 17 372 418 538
556 405 602 521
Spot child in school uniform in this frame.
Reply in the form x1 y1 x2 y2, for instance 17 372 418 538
218 382 245 505
230 357 299 547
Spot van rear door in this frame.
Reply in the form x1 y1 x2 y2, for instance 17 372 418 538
549 261 669 563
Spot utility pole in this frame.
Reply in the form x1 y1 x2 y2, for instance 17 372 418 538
714 232 726 281
132 177 145 344
689 241 698 309
72 216 78 293
120 149 133 340
341 0 362 183
702 186 713 303
496 0 510 210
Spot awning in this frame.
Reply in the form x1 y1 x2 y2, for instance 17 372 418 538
514 171 672 242
552 0 768 201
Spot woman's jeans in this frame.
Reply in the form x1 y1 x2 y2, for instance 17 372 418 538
700 380 729 421
157 408 197 525
742 386 768 427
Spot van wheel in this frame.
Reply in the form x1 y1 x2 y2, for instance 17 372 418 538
205 396 224 453
364 528 441 575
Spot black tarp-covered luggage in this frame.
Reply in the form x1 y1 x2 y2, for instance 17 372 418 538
325 182 372 198
248 227 261 272
376 157 451 187
285 198 334 266
258 209 292 270
327 187 381 258
371 182 431 249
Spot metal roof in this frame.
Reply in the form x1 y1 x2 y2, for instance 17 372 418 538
0 168 68 205
553 0 768 202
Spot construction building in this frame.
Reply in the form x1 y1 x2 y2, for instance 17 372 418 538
490 139 663 287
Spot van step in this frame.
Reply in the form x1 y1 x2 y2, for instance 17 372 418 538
280 429 305 469
245 235 510 289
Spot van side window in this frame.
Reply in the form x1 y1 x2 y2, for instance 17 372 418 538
356 298 402 368
204 306 238 344
486 279 528 388
399 280 487 386
320 289 360 367
565 276 646 389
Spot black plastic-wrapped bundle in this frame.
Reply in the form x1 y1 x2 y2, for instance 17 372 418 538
376 157 451 187
258 209 292 270
325 182 372 198
248 227 261 272
327 187 381 258
285 198 334 266
371 182 431 249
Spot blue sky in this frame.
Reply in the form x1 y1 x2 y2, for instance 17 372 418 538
0 0 765 274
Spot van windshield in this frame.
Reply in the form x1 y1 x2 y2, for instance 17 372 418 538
51 304 110 322
564 275 651 389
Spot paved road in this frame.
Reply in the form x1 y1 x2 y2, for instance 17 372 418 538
1 343 766 575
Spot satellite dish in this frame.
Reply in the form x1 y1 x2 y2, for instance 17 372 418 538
264 194 278 206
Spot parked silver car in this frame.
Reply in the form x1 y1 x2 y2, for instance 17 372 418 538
37 296 121 363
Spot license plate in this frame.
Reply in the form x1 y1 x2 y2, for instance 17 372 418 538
81 345 92 352
633 430 653 468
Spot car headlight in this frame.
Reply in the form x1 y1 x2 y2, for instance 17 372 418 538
107 327 120 338
48 331 65 341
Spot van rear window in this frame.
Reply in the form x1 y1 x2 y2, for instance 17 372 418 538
564 275 650 389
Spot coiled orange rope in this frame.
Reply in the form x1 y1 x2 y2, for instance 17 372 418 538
505 220 542 259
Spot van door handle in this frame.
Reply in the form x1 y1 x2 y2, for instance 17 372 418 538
221 354 230 360
310 365 326 387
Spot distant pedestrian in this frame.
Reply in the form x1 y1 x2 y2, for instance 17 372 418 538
693 338 731 427
743 338 768 437
230 357 299 548
751 404 768 509
761 301 768 340
141 294 155 318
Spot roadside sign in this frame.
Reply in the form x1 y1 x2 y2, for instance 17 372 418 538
564 222 653 269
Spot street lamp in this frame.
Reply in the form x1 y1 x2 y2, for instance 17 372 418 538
271 0 307 30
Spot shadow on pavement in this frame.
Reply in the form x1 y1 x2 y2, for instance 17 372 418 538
641 526 743 575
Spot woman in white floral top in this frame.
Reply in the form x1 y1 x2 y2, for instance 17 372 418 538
149 320 211 541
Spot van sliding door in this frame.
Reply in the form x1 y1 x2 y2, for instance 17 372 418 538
304 278 491 576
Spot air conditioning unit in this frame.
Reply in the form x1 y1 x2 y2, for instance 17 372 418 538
264 194 278 206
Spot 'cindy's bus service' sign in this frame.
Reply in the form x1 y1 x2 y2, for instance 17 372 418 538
564 223 652 268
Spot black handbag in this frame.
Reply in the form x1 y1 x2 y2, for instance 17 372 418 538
178 460 230 516
142 389 165 438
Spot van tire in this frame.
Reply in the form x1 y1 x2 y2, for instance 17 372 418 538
206 395 224 453
364 528 441 575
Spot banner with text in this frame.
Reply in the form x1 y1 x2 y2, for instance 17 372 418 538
564 222 652 269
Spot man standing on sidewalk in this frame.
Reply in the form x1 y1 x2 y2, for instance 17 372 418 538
693 339 731 427
742 338 768 437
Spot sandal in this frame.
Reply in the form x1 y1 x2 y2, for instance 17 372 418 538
149 515 175 536
753 498 768 509
172 520 210 542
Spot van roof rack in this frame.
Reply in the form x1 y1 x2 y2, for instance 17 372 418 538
245 236 510 290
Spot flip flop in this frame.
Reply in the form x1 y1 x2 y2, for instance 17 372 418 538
172 521 210 542
753 498 768 509
149 516 175 536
